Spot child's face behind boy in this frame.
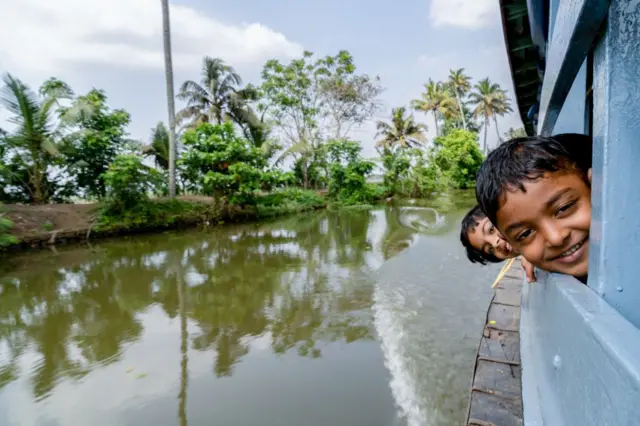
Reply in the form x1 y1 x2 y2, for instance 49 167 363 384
496 170 591 278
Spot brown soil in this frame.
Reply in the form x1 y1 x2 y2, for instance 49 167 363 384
4 203 100 238
4 196 219 239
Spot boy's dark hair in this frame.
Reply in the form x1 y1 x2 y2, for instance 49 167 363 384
460 205 502 265
476 135 590 225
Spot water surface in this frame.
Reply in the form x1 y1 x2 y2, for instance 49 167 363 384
0 201 498 426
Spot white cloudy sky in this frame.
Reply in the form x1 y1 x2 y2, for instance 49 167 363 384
0 0 523 156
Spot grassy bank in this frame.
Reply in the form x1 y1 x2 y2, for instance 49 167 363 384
1 189 326 252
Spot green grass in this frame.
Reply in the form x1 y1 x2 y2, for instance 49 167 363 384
97 188 328 232
255 188 326 218
97 199 223 232
0 216 18 249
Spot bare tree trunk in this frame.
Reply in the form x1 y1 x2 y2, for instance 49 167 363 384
433 111 440 137
161 0 177 198
455 90 467 130
483 116 489 154
32 154 44 204
493 115 502 146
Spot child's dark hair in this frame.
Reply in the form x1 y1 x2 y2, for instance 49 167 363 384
460 205 502 265
475 136 588 225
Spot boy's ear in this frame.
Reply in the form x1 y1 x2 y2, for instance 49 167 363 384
588 168 592 184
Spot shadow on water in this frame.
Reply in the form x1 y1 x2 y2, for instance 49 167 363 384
0 198 488 426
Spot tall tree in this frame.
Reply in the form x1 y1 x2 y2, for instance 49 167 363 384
317 51 383 139
410 80 456 137
448 69 471 130
470 78 511 153
259 51 327 188
504 127 526 140
375 107 427 151
0 74 72 204
161 0 177 197
492 93 513 144
60 90 131 199
177 57 253 127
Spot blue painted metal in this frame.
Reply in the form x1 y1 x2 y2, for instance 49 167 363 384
589 0 640 329
548 0 560 40
520 272 640 426
548 60 586 135
537 0 609 135
499 0 640 424
526 0 549 60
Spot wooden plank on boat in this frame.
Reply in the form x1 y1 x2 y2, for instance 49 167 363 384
487 303 520 332
466 263 524 426
494 286 522 307
478 332 520 364
468 392 523 426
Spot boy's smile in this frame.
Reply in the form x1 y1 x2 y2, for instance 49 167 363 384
495 171 591 278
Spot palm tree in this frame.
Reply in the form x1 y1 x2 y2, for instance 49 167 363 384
375 107 427 151
161 0 177 197
0 74 71 204
504 127 526 140
448 69 471 130
177 57 251 126
142 122 170 170
492 92 513 144
470 78 512 153
410 80 456 137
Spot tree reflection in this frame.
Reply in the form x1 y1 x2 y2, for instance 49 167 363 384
0 208 418 400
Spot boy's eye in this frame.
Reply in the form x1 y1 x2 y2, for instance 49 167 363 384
488 247 494 255
489 225 495 234
516 229 533 242
556 200 577 216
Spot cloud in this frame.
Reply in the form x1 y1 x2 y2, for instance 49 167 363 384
0 0 303 77
429 0 497 29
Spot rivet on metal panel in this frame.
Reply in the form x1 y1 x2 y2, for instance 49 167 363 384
553 355 562 369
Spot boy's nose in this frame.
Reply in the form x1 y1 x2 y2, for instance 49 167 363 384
542 222 570 247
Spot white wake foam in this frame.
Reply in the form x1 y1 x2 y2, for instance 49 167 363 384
372 284 428 426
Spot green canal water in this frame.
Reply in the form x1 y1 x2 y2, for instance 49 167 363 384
0 199 499 426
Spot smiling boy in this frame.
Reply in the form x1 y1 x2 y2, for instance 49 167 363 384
475 137 592 282
461 205 516 263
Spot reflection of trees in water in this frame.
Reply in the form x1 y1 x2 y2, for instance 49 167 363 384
381 208 419 260
0 208 402 400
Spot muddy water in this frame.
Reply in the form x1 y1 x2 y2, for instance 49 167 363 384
0 200 498 426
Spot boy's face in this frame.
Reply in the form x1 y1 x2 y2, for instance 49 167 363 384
467 217 517 260
495 170 591 278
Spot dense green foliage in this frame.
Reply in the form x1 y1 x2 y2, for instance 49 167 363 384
61 89 132 199
327 140 376 206
181 122 292 205
0 51 511 238
102 155 163 214
433 130 484 189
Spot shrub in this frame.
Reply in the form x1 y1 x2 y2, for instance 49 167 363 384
326 140 377 206
181 123 293 205
432 129 484 189
102 155 163 214
256 188 325 217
